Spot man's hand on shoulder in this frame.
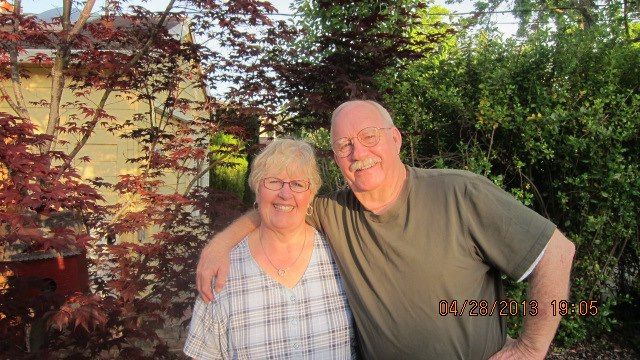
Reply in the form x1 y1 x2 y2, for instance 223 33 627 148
489 337 545 360
195 210 261 302
196 241 231 302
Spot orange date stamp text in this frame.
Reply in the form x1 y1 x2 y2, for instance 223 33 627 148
438 300 539 317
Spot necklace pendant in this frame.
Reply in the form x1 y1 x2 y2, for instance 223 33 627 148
277 269 286 277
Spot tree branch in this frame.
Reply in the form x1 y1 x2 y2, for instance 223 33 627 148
459 0 503 31
44 0 97 153
58 0 177 175
183 158 224 196
623 0 630 40
9 0 31 121
0 85 24 116
126 0 177 71
571 0 596 29
45 52 67 151
519 171 550 219
588 223 629 301
485 123 497 176
68 0 97 38
55 89 111 181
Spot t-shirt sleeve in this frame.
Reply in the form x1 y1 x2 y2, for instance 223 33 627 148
461 175 556 280
306 197 322 230
307 194 335 231
183 297 229 360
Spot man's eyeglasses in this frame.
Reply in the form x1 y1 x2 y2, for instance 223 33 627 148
332 126 392 158
262 177 310 193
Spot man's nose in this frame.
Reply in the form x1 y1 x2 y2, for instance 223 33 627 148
350 138 368 160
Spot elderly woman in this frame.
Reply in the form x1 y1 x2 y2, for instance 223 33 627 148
184 139 357 359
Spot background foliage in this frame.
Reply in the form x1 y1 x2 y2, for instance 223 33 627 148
1 0 277 358
1 0 639 357
375 4 639 346
290 0 640 351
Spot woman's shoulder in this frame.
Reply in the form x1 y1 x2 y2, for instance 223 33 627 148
229 235 251 262
312 230 330 248
310 230 338 265
224 235 267 288
205 246 254 313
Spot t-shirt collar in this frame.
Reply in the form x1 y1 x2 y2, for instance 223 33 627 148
362 165 411 223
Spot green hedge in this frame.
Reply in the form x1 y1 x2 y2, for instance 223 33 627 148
377 27 640 345
209 133 248 199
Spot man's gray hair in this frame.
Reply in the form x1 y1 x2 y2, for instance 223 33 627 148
331 100 395 127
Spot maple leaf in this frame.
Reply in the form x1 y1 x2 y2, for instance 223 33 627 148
0 0 289 355
73 304 108 332
74 234 94 247
120 282 139 303
16 227 43 237
47 308 72 331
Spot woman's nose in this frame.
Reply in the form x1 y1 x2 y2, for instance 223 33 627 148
278 183 293 198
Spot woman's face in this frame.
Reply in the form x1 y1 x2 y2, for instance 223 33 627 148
256 169 313 233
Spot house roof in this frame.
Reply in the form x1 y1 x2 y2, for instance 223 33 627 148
31 7 185 34
9 7 188 55
0 210 87 262
1 244 84 262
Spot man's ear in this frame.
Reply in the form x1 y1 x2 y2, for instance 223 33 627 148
392 127 402 152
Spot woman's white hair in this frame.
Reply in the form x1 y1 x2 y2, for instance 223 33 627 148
248 138 322 197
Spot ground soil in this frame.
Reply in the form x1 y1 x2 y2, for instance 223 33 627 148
547 332 639 359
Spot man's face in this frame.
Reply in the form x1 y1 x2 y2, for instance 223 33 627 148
330 103 402 194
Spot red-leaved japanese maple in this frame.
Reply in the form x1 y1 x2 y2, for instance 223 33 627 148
1 0 283 357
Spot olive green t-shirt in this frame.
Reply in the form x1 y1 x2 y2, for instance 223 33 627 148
309 167 555 360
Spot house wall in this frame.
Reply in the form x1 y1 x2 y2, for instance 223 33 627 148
1 62 211 243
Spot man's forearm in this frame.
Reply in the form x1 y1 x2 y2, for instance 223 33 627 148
519 229 575 357
205 209 260 251
197 209 261 301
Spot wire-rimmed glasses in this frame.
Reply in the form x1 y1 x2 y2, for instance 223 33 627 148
262 177 310 193
332 126 392 158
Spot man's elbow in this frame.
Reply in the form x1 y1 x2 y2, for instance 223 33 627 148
565 239 576 262
555 231 576 267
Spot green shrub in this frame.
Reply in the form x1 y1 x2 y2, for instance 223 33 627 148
209 132 248 199
378 26 640 345
300 128 347 194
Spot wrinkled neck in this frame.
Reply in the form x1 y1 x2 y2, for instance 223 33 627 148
354 164 407 214
259 223 306 248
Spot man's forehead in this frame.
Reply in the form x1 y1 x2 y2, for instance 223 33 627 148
331 103 383 135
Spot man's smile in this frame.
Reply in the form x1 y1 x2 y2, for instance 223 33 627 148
350 158 381 172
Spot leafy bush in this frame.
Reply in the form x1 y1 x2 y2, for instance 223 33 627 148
300 128 347 194
209 133 248 199
378 26 640 345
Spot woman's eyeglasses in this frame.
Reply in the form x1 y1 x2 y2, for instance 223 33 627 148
262 177 310 192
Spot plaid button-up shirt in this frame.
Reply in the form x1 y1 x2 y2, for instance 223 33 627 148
184 231 357 359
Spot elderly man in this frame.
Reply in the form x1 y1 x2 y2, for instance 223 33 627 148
196 100 575 359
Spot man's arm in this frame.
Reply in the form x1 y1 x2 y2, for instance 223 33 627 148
196 210 260 302
490 228 576 360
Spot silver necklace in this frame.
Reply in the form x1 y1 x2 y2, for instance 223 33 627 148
259 228 307 277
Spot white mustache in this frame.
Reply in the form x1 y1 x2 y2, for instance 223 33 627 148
350 158 381 172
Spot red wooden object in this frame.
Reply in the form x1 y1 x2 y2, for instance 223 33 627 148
0 211 90 296
4 250 90 296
